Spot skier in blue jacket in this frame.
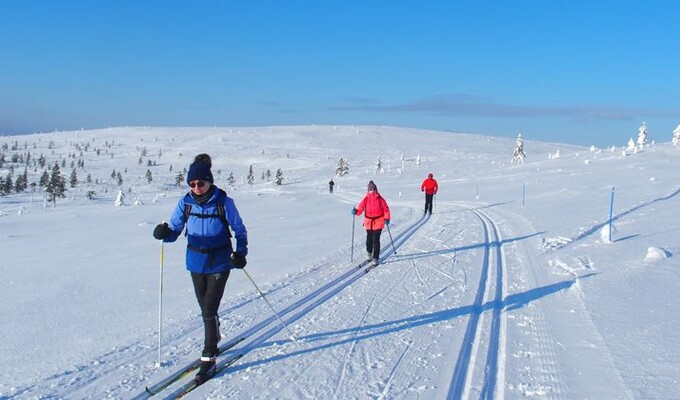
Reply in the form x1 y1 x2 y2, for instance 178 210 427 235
153 153 248 384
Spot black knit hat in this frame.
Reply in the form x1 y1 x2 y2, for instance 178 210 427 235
187 153 214 184
367 180 377 192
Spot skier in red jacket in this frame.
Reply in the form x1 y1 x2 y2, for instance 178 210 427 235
352 180 391 266
420 173 438 214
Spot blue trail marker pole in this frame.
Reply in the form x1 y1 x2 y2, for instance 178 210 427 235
608 187 615 242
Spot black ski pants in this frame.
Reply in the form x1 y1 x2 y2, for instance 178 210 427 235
191 271 230 354
424 193 434 214
366 229 382 260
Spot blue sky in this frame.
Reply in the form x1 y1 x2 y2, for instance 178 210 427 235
1 1 679 146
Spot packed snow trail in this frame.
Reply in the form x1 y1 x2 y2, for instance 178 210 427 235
447 208 506 399
185 203 514 399
134 211 430 398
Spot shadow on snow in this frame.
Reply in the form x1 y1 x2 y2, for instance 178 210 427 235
224 272 596 374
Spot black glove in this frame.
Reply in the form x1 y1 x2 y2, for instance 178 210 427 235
153 222 172 240
231 252 247 269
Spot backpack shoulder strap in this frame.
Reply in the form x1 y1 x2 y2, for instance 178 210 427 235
216 189 231 237
183 203 193 223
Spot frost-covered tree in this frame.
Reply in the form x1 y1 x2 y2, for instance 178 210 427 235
274 168 284 185
175 171 185 187
673 125 680 146
637 122 648 148
335 157 349 176
115 190 125 207
247 165 255 185
86 190 96 200
69 168 78 188
0 174 11 195
145 169 153 184
512 133 526 164
227 172 235 187
46 163 67 206
14 169 27 193
39 170 49 187
375 156 384 174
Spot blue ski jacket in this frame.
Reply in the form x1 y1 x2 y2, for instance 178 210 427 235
163 187 248 274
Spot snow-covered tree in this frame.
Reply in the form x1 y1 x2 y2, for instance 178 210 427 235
247 165 255 185
335 157 349 176
14 170 27 193
39 170 49 187
512 133 526 164
637 122 648 148
145 169 153 184
274 169 284 185
115 190 125 207
673 125 680 146
0 174 11 195
69 168 78 188
175 171 185 187
375 156 384 174
227 172 235 187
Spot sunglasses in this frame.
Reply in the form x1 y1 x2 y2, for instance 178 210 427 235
189 180 207 189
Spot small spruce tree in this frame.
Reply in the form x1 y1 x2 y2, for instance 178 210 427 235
247 165 255 185
46 163 67 206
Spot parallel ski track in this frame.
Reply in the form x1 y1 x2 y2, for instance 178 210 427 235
134 212 430 399
447 207 506 400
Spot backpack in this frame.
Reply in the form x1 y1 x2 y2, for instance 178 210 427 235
182 188 232 238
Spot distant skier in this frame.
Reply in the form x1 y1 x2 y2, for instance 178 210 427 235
352 180 391 266
152 153 248 385
329 179 335 193
420 173 438 214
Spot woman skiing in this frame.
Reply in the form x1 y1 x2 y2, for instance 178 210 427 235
152 153 248 384
352 180 391 266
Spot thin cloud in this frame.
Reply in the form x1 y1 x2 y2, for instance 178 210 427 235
330 94 678 122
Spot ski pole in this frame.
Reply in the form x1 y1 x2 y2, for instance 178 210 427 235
386 223 397 255
242 269 297 341
350 215 356 262
157 241 164 367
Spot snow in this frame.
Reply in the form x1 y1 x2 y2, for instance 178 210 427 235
1 125 680 399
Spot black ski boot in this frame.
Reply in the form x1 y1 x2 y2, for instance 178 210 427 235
195 351 217 384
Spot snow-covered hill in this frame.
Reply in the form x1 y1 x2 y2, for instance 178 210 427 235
1 126 679 399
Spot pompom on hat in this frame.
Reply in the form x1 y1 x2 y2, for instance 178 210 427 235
367 180 377 192
187 153 214 184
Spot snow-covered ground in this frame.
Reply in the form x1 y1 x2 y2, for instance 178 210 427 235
1 126 679 399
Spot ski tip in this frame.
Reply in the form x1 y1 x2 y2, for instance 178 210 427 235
145 386 157 395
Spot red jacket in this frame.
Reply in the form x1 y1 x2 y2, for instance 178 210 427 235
355 191 391 230
421 177 438 195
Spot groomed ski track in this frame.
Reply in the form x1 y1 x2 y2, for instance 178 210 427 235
137 206 432 398
58 201 550 399
138 202 519 399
